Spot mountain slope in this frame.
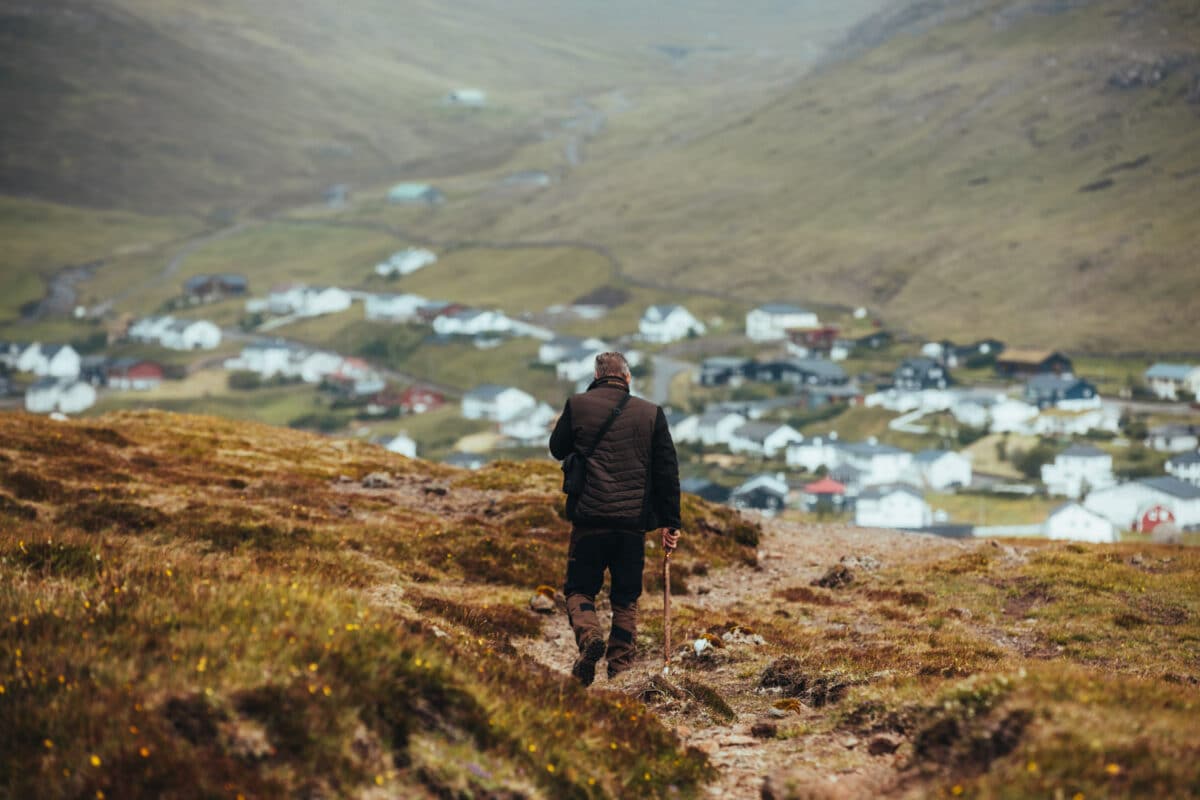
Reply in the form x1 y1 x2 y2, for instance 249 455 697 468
0 0 883 215
467 0 1200 351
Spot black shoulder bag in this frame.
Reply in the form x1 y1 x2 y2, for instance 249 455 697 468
561 393 631 496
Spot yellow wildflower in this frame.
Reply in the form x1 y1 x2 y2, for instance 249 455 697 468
90 754 101 767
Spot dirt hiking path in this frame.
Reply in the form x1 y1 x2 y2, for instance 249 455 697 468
516 518 973 799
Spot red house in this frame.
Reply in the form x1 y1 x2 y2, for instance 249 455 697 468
400 386 445 414
107 359 165 391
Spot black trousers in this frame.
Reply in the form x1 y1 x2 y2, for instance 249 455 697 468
563 528 644 675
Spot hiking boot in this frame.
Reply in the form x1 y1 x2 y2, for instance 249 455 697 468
571 635 607 687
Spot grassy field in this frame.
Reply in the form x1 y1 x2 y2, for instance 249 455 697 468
0 198 199 322
930 491 1060 527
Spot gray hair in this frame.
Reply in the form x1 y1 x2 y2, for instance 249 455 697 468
594 351 631 379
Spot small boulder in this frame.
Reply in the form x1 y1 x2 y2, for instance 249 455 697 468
529 594 556 614
812 564 853 589
868 734 902 756
361 472 395 489
751 722 778 739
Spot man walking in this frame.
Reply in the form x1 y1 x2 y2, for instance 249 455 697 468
549 352 681 686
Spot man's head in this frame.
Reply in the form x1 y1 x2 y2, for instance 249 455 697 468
594 351 631 383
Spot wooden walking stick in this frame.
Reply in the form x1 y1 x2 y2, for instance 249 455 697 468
662 544 672 676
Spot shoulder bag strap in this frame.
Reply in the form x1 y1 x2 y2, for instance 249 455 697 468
583 393 630 459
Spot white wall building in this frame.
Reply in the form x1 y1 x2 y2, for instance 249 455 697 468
745 304 819 342
556 347 602 382
728 423 803 458
268 285 352 317
785 435 842 473
365 293 427 322
855 485 932 529
375 248 437 277
382 433 418 458
1143 363 1200 400
24 378 97 415
226 340 301 377
1084 477 1200 531
160 319 222 351
461 384 537 422
500 402 557 445
1041 444 1116 499
1166 451 1200 486
1148 425 1200 453
432 309 512 337
696 410 747 447
638 305 705 344
911 450 972 491
297 351 345 384
1044 503 1119 543
839 441 914 487
539 336 607 365
1032 405 1120 437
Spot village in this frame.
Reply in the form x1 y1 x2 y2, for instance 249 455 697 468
2 231 1199 547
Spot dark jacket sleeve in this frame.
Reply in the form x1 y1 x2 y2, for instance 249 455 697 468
548 399 573 460
650 406 681 529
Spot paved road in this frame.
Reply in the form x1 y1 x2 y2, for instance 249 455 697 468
1111 399 1197 417
649 355 694 406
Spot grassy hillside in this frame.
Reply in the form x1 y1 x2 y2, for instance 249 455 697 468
0 410 759 798
451 0 1200 352
0 0 883 216
2 411 1199 797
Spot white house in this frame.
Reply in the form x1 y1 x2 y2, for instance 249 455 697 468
1148 424 1199 453
268 285 352 317
911 450 972 491
728 422 803 458
382 433 418 458
365 293 427 322
745 304 819 342
461 384 537 422
1044 503 1119 543
556 346 603 382
855 485 932 529
668 413 700 443
1041 444 1116 499
299 287 352 318
638 305 705 344
500 402 557 445
128 316 175 344
226 340 301 377
447 88 487 107
432 309 511 337
297 351 344 384
24 378 97 415
696 410 747 447
1084 477 1200 531
729 473 791 516
539 336 607 365
1166 451 1200 486
785 435 842 473
1144 363 1200 400
375 248 437 278
14 343 79 378
838 441 914 487
160 319 221 351
1031 405 1120 437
